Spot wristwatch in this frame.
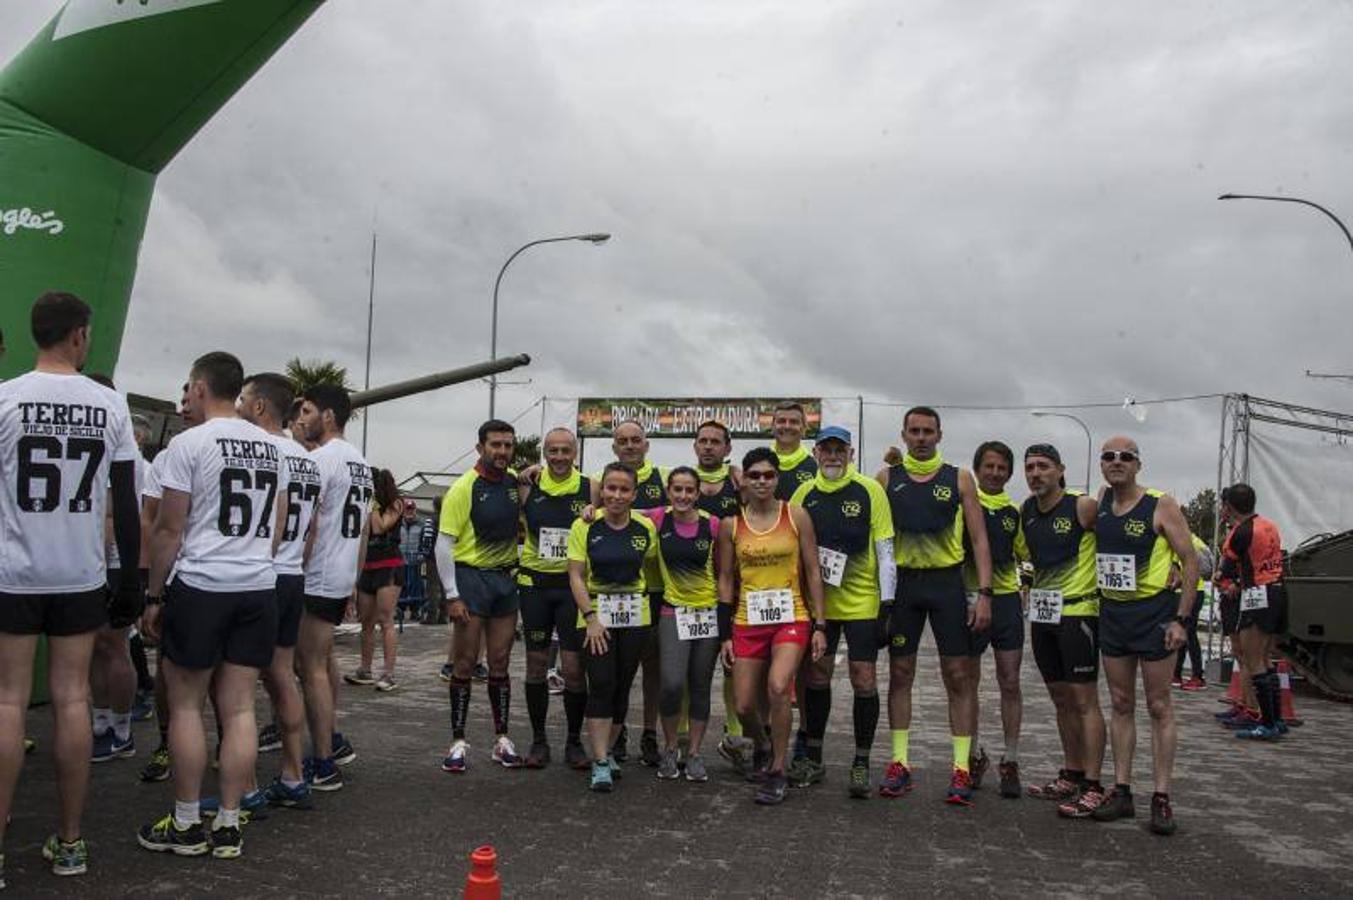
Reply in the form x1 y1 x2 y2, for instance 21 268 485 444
977 587 995 598
1173 614 1194 628
811 621 827 634
144 594 163 607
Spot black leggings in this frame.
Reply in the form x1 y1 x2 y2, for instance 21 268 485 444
1174 615 1203 679
585 625 651 722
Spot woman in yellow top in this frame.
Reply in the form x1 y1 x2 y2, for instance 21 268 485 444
717 447 826 805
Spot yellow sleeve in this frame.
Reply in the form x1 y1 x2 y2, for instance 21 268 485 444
865 476 894 542
1013 519 1029 561
439 474 472 538
567 517 589 563
787 480 811 507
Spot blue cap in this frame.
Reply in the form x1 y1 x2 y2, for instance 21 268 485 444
816 425 852 445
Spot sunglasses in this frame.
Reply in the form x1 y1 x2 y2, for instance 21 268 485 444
1100 450 1139 463
744 470 778 482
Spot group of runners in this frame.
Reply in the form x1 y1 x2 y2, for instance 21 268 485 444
0 290 1294 888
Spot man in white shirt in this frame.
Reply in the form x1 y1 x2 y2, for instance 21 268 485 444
0 293 142 885
136 352 281 861
293 384 372 793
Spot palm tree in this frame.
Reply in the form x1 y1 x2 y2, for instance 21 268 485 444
512 434 541 471
284 357 353 393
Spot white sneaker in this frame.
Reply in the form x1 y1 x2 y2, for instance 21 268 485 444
491 735 524 768
441 739 469 773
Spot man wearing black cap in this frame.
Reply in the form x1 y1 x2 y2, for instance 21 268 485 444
789 426 894 797
1018 444 1108 818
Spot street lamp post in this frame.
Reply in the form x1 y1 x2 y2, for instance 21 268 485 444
1217 193 1353 256
489 232 611 420
1031 411 1093 493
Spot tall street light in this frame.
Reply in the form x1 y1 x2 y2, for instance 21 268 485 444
1030 410 1092 493
1218 193 1353 256
489 232 611 419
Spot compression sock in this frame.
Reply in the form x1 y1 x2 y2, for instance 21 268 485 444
525 679 549 742
853 693 879 763
449 677 471 740
564 689 587 743
488 676 511 735
953 735 973 773
804 685 831 764
890 729 910 766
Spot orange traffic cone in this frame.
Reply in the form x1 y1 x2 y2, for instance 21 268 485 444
1221 658 1243 706
464 845 501 900
1275 660 1304 727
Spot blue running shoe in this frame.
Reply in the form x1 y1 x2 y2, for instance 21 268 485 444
310 757 344 792
879 761 913 798
331 732 357 767
945 768 975 806
442 739 469 774
1235 724 1281 741
263 777 313 809
590 760 614 792
201 789 268 817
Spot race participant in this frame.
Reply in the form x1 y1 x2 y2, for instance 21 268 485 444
1017 445 1107 817
518 427 591 770
693 420 741 519
719 447 827 805
294 384 373 792
1172 534 1211 691
646 467 722 782
237 372 318 809
568 463 660 792
789 426 893 797
436 420 524 773
771 401 817 501
346 468 404 692
135 351 279 860
0 293 142 884
1089 437 1198 836
874 406 992 805
1218 483 1287 741
962 441 1026 797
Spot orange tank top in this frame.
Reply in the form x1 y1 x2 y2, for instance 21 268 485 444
732 502 807 625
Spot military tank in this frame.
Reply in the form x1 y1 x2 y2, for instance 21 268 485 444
1282 529 1353 700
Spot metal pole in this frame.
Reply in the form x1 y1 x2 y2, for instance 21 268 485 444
1218 193 1353 256
1030 411 1093 492
489 233 611 420
361 229 376 455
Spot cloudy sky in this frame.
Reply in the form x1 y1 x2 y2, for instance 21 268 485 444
3 0 1351 508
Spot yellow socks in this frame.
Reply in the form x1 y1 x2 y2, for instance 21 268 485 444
890 729 909 765
953 735 972 772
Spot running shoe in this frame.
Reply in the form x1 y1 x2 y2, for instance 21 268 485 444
442 739 469 773
1170 676 1183 689
492 735 524 768
331 732 357 766
1090 787 1135 822
969 748 989 790
525 740 551 769
998 760 1022 799
1058 784 1105 818
745 746 770 784
1220 709 1262 730
263 777 312 809
640 729 661 767
472 661 490 682
258 723 282 753
657 749 680 780
1235 724 1282 741
879 761 913 798
1027 770 1078 801
210 824 243 859
848 761 870 799
131 689 155 722
137 814 209 856
607 754 624 779
41 834 88 877
685 755 709 783
565 740 590 770
343 668 375 686
139 745 171 782
716 735 752 774
590 760 614 792
546 668 566 695
309 757 344 791
754 771 788 805
1149 793 1178 836
611 724 629 762
791 730 808 764
439 663 453 682
1181 677 1207 692
91 729 134 763
791 758 826 788
374 674 399 693
200 789 268 818
946 768 975 806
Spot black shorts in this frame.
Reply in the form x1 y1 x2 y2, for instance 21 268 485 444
969 592 1025 655
457 566 519 618
825 619 881 662
520 577 582 653
304 593 350 626
1031 616 1100 684
275 574 305 649
1238 582 1287 635
357 566 405 595
889 566 973 658
1220 594 1240 636
161 579 277 670
0 588 107 636
1099 590 1178 662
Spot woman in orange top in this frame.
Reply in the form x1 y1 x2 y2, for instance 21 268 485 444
717 446 826 805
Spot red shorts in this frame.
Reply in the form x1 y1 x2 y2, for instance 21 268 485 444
732 621 808 661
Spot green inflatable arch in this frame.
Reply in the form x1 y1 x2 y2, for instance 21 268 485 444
0 0 323 378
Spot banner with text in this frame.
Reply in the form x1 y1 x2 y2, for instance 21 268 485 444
576 398 822 439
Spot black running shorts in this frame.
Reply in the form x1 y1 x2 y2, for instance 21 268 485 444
1237 582 1287 636
825 619 881 662
1031 616 1100 683
1099 590 1178 662
357 566 405 595
968 592 1025 655
520 576 582 653
161 579 277 670
889 566 973 658
0 588 107 636
304 593 349 626
274 574 305 648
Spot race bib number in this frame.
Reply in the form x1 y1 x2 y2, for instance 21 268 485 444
1028 589 1064 625
675 605 718 641
597 593 644 628
818 547 848 587
1096 554 1137 592
1240 585 1268 612
537 527 569 561
745 589 795 625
